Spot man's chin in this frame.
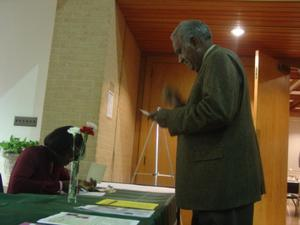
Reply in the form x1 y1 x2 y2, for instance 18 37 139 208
186 64 194 70
183 62 196 71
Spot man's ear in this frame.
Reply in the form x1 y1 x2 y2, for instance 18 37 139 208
190 36 204 49
189 36 201 48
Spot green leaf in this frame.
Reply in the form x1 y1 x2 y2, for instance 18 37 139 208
0 135 39 154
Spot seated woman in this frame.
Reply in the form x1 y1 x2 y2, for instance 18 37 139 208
7 126 83 194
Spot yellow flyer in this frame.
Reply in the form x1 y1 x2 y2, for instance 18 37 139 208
96 199 158 210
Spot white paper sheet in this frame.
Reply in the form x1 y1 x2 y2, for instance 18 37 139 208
78 191 105 197
77 204 154 218
37 212 139 225
98 182 175 193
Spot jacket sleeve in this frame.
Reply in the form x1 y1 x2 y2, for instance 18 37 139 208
8 150 60 194
165 51 242 136
59 168 70 181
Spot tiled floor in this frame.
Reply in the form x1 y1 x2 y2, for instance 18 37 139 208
287 199 300 225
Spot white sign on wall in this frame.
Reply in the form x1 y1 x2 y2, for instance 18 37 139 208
106 90 114 119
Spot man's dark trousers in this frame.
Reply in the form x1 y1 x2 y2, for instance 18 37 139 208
191 203 254 225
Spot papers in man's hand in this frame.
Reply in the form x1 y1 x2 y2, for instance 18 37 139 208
139 109 150 117
37 212 139 225
77 205 154 218
96 198 158 210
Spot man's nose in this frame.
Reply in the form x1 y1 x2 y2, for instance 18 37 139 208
178 54 184 63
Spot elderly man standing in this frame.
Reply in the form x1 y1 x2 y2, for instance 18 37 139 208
150 20 265 225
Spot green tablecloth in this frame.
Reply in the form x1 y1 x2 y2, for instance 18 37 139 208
0 189 176 225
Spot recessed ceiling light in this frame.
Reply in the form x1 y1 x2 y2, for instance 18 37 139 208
231 26 245 37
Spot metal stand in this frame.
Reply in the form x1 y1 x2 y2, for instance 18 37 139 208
131 120 175 186
131 119 182 225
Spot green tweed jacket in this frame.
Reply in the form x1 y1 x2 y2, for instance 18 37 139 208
161 45 265 210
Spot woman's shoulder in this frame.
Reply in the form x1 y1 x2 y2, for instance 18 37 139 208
21 145 48 157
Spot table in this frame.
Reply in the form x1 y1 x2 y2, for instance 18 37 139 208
0 184 176 225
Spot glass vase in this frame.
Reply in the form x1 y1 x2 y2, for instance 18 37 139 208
67 160 79 203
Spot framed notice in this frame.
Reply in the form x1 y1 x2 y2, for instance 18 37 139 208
106 90 114 119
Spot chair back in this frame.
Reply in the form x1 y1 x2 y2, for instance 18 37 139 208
87 162 106 183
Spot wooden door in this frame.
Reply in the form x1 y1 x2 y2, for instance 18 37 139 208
134 56 195 187
252 51 289 225
132 56 195 225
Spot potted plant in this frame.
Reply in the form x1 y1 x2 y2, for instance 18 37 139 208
0 136 39 186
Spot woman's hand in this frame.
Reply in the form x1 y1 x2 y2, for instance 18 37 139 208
78 178 97 191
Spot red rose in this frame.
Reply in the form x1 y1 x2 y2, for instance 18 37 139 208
80 126 94 136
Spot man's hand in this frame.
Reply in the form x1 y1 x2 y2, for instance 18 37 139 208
149 108 168 128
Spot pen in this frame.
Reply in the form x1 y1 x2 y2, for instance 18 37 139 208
80 187 88 192
107 200 118 205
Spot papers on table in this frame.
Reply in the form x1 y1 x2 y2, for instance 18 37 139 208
78 191 105 197
19 223 39 225
98 182 175 193
77 204 155 218
96 198 158 210
37 212 139 225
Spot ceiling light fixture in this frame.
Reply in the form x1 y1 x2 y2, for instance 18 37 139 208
231 26 245 37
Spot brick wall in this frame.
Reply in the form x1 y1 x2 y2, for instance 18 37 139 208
41 0 141 180
95 6 141 182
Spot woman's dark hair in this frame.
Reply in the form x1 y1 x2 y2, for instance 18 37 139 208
44 126 83 157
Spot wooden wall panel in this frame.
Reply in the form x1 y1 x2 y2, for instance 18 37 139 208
96 5 141 182
135 56 195 225
253 51 289 225
241 57 255 117
113 21 141 182
136 57 195 186
134 56 195 187
95 4 125 180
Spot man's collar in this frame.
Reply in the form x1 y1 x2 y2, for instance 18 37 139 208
202 44 216 63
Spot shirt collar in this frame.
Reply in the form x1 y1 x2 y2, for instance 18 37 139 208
202 44 216 64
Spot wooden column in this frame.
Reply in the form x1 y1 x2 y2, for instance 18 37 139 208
253 51 289 225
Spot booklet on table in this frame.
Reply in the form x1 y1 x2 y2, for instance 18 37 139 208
37 212 139 225
77 204 154 218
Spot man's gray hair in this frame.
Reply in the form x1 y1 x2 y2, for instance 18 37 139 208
171 20 212 42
